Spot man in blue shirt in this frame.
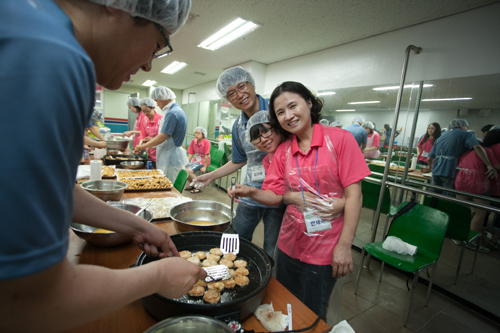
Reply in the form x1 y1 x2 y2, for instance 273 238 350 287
344 115 367 150
0 1 205 331
194 67 286 258
383 124 400 147
428 119 497 196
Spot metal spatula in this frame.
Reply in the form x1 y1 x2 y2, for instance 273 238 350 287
204 265 231 282
220 177 239 255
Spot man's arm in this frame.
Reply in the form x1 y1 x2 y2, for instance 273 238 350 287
427 157 434 169
88 126 105 141
229 184 283 207
360 143 366 151
138 133 168 149
194 161 246 187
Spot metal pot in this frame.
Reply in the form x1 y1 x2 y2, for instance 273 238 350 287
144 315 234 333
80 180 128 201
168 201 235 233
135 231 272 322
106 137 130 151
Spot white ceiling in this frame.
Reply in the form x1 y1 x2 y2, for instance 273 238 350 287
124 0 498 91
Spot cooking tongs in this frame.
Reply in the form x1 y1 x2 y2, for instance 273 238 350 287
220 177 239 255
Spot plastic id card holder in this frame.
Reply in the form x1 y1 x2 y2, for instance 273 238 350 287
303 210 332 233
250 165 266 182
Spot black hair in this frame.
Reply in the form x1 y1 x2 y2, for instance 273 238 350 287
481 124 494 133
249 123 269 143
134 17 151 26
269 81 323 139
367 128 373 135
134 106 141 113
482 129 500 147
421 122 441 145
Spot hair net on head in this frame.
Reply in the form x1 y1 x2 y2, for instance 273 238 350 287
362 121 374 129
319 119 330 126
87 0 191 36
448 119 469 131
194 126 207 138
331 120 343 127
151 86 176 101
245 111 270 148
139 97 157 108
216 66 256 100
352 115 365 124
127 97 140 107
490 125 500 131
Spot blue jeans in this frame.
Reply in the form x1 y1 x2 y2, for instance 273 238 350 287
276 249 337 321
430 175 456 197
232 203 285 258
185 162 203 172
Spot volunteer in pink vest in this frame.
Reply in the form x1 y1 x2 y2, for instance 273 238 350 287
184 127 211 193
138 97 163 168
123 97 146 148
361 121 380 159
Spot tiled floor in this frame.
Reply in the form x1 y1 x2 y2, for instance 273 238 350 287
183 185 500 332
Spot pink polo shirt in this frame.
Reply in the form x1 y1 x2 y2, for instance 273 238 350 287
263 124 371 265
188 138 211 165
455 147 498 194
488 144 500 196
417 137 434 163
132 112 146 148
262 153 273 173
139 112 163 162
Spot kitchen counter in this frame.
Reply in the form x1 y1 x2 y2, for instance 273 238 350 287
66 190 330 332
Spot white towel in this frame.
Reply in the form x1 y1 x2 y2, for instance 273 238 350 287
254 303 288 332
329 320 355 333
382 236 418 256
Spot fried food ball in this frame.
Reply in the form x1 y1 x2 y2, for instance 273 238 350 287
234 275 250 287
219 258 234 268
193 251 207 260
179 250 192 259
221 278 236 289
187 256 201 265
222 253 237 261
228 269 237 278
196 279 208 287
203 289 221 304
188 285 205 297
207 281 225 291
234 260 247 268
235 267 249 276
207 254 221 262
202 259 218 267
210 248 223 256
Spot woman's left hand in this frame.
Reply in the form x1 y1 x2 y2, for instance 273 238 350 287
132 222 179 258
331 242 353 278
307 196 346 221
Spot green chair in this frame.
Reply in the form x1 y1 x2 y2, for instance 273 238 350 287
367 163 385 180
361 179 398 233
173 169 189 194
423 196 480 284
207 149 228 188
354 202 449 326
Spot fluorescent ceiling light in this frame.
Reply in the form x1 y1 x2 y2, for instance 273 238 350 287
336 109 355 112
348 101 380 105
373 84 433 91
141 80 157 86
198 18 260 51
161 61 188 74
317 92 336 96
422 97 472 101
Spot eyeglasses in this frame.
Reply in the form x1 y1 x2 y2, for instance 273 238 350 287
251 128 273 145
153 23 173 59
227 82 249 101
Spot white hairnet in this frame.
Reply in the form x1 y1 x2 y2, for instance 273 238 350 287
490 125 500 131
139 97 157 108
319 119 330 126
194 126 207 138
331 120 343 127
127 97 140 106
245 111 270 149
448 119 469 131
87 0 191 36
352 115 365 124
216 66 256 100
151 86 176 101
362 121 374 130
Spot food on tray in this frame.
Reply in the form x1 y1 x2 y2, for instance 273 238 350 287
389 165 414 172
234 260 247 268
221 278 236 289
235 267 249 276
207 281 225 291
193 251 207 260
210 248 223 256
187 257 201 265
120 176 172 190
92 228 114 233
101 166 115 178
116 170 162 178
121 197 192 219
202 259 218 267
207 254 221 262
219 259 234 268
223 253 237 262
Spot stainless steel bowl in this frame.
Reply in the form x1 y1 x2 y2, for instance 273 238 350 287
70 203 153 247
120 161 145 169
144 315 233 333
80 180 128 201
168 200 235 233
106 137 130 151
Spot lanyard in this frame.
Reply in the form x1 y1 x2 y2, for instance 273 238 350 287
146 119 159 138
294 148 320 206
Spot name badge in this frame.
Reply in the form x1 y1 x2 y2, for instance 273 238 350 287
422 151 429 157
250 165 266 182
303 210 332 233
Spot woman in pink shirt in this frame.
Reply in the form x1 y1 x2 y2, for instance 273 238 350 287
230 82 370 319
123 97 146 149
482 129 500 249
136 98 162 167
361 121 380 159
185 127 211 193
417 122 441 165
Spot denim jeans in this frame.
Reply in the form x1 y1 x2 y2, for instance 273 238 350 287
430 175 456 197
232 203 286 258
276 249 337 321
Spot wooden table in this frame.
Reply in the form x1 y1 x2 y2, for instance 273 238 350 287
67 191 330 333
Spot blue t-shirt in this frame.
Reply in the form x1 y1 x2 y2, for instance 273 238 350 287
429 129 479 178
344 123 367 147
231 95 269 163
0 0 95 279
161 103 187 147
